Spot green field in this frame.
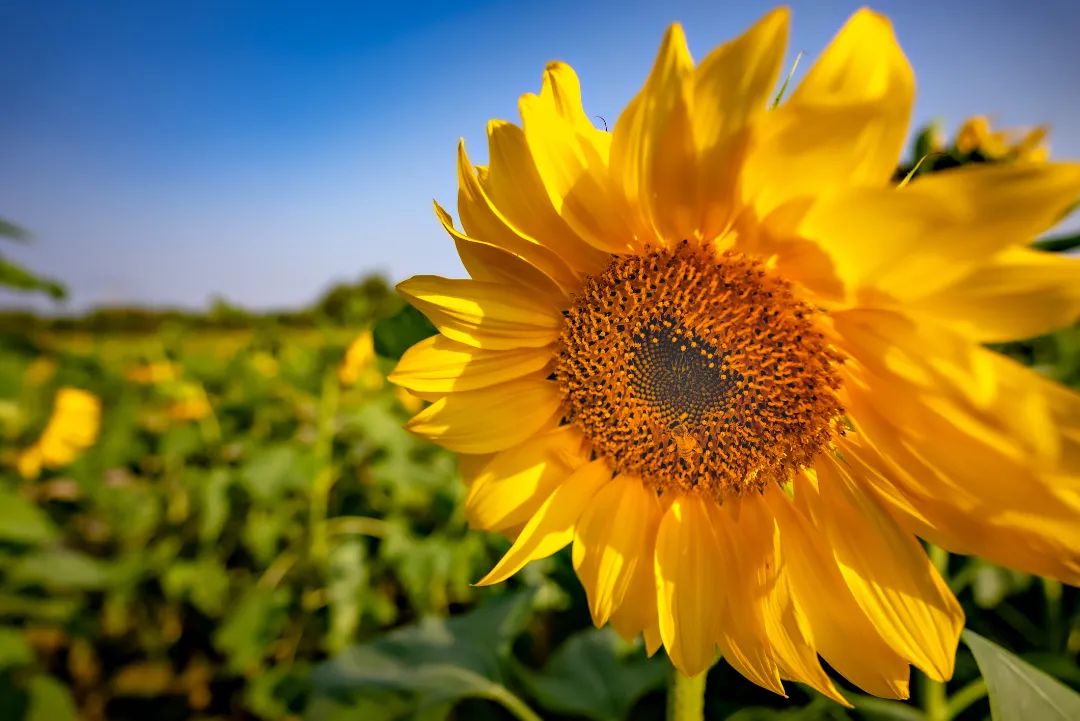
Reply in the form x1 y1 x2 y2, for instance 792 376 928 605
0 306 1077 721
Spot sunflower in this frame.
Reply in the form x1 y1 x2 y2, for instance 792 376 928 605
954 115 1049 162
390 7 1080 698
338 330 384 391
17 387 101 479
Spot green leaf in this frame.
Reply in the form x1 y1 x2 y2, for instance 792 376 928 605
963 629 1080 721
161 556 231 617
193 467 232 545
1033 232 1080 253
515 627 666 721
0 591 82 622
0 218 29 241
312 591 538 720
214 586 290 673
0 627 33 670
373 303 436 361
7 550 113 591
238 445 314 504
0 257 66 299
325 539 367 654
0 490 58 545
25 675 78 721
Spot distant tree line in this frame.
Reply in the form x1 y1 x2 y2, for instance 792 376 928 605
0 274 401 334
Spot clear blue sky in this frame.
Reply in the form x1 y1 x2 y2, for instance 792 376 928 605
2 0 1079 311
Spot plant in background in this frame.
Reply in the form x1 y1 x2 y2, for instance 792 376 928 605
0 217 66 301
124 361 180 385
391 6 1080 718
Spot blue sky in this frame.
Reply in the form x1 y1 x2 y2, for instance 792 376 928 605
2 0 1079 311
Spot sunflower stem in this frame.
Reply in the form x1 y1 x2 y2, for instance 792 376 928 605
667 666 706 721
1043 577 1063 650
923 544 950 721
921 674 949 721
309 368 339 562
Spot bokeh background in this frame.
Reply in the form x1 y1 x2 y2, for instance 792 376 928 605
2 1 1079 720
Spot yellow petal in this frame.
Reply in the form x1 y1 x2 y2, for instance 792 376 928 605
609 533 662 654
458 453 492 488
810 457 964 681
840 392 1080 584
476 459 611 585
693 7 789 239
519 63 634 254
908 247 1080 342
705 499 786 695
397 275 562 350
653 494 721 676
434 201 567 303
16 445 43 480
742 8 913 218
766 484 911 699
610 24 696 246
799 163 1080 302
455 143 582 293
481 120 611 276
390 334 552 395
405 376 562 454
721 497 847 704
833 308 1077 481
465 426 588 532
572 475 662 626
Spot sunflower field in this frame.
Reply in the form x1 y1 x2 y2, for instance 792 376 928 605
4 17 1080 720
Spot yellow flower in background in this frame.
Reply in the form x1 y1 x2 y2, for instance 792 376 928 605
390 6 1080 697
955 115 1049 162
23 357 58 387
124 360 180 384
249 351 279 378
17 387 101 479
338 330 383 390
165 382 213 422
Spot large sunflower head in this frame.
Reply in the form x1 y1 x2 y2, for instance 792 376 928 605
390 7 1080 698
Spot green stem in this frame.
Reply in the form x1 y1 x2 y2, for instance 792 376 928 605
484 687 543 721
921 674 948 721
923 545 950 721
1043 578 1063 650
945 679 987 720
309 369 340 562
667 667 706 721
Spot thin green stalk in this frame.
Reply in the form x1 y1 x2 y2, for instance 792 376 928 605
309 369 340 562
921 674 948 721
771 51 804 108
483 687 543 721
922 544 950 721
1043 578 1063 650
945 679 987 720
667 667 706 721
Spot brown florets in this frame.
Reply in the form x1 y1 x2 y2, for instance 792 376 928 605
555 242 844 500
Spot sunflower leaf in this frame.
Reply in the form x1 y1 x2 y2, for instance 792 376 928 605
373 303 436 360
513 627 667 721
0 256 67 299
962 629 1080 721
310 591 538 719
1032 232 1080 253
